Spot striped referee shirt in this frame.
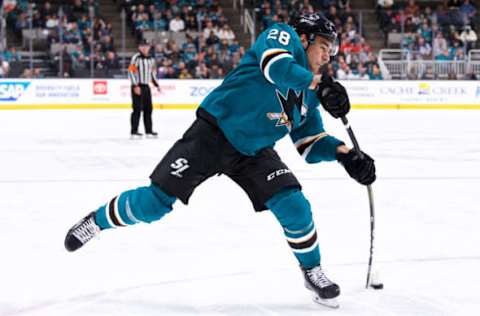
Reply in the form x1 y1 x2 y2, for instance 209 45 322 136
128 53 159 87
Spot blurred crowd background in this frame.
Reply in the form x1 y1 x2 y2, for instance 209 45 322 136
0 0 478 80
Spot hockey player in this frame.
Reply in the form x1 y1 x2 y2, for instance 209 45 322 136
65 13 375 308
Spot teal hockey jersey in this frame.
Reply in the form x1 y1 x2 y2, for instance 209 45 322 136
200 23 343 163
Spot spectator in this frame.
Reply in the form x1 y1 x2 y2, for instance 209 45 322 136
404 0 420 18
325 63 336 78
178 67 193 79
185 14 198 31
356 64 370 80
217 25 235 42
449 40 463 58
464 69 478 80
32 68 43 78
417 37 432 60
421 66 435 79
20 68 33 78
45 14 59 29
435 48 452 61
152 12 168 31
402 31 416 51
434 4 450 26
99 35 114 53
326 5 342 28
407 68 419 80
56 46 73 77
3 47 21 62
369 64 383 80
103 51 120 70
404 17 417 33
336 62 357 80
262 7 274 29
71 0 87 16
344 18 358 40
418 21 433 43
40 2 56 21
460 25 478 52
206 31 220 47
377 0 394 8
0 59 9 78
169 14 185 32
447 0 464 26
203 20 217 38
433 32 448 57
15 13 28 34
341 4 356 26
448 71 457 80
195 61 210 78
71 49 88 71
228 39 241 54
182 43 198 64
453 47 465 61
446 25 462 44
460 0 477 25
206 52 221 68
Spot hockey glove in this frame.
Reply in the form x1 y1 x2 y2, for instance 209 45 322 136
337 149 376 185
316 77 350 119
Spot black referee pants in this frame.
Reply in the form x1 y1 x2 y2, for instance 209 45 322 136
131 84 153 134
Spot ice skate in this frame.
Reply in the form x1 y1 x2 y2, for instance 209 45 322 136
65 212 101 252
146 131 158 138
130 132 143 139
302 265 340 308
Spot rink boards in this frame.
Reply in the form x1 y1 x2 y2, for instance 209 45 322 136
1 79 480 110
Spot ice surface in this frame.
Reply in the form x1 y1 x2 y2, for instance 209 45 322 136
1 109 479 316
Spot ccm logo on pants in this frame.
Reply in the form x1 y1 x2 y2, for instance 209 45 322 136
267 169 292 181
170 158 190 178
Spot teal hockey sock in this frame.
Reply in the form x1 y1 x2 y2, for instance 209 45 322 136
266 188 320 269
95 183 176 229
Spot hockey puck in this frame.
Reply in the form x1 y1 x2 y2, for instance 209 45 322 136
371 283 384 290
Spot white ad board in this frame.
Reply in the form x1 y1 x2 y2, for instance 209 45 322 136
0 79 479 109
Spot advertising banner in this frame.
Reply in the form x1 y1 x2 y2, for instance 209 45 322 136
344 80 480 109
0 79 222 109
0 79 479 110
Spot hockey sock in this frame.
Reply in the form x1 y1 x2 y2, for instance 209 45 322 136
266 188 320 269
95 183 176 229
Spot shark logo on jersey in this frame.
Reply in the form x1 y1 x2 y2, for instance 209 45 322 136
267 89 307 131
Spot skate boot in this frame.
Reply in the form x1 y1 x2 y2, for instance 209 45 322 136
301 265 340 308
65 212 101 252
130 132 143 139
146 131 158 138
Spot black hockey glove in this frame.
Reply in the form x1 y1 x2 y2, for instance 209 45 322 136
316 76 350 119
337 149 376 185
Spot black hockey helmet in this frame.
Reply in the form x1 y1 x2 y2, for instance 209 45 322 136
138 39 151 47
292 13 338 56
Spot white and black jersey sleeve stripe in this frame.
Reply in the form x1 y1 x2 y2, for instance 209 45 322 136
260 48 293 84
294 133 329 159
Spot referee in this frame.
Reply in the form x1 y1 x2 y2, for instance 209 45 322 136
128 39 160 138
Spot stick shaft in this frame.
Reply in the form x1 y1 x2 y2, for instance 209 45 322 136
365 185 375 289
340 116 376 289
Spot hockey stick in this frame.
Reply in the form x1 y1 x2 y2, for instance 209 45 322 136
340 116 381 290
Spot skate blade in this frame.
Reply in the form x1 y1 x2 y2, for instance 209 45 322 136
312 294 339 309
